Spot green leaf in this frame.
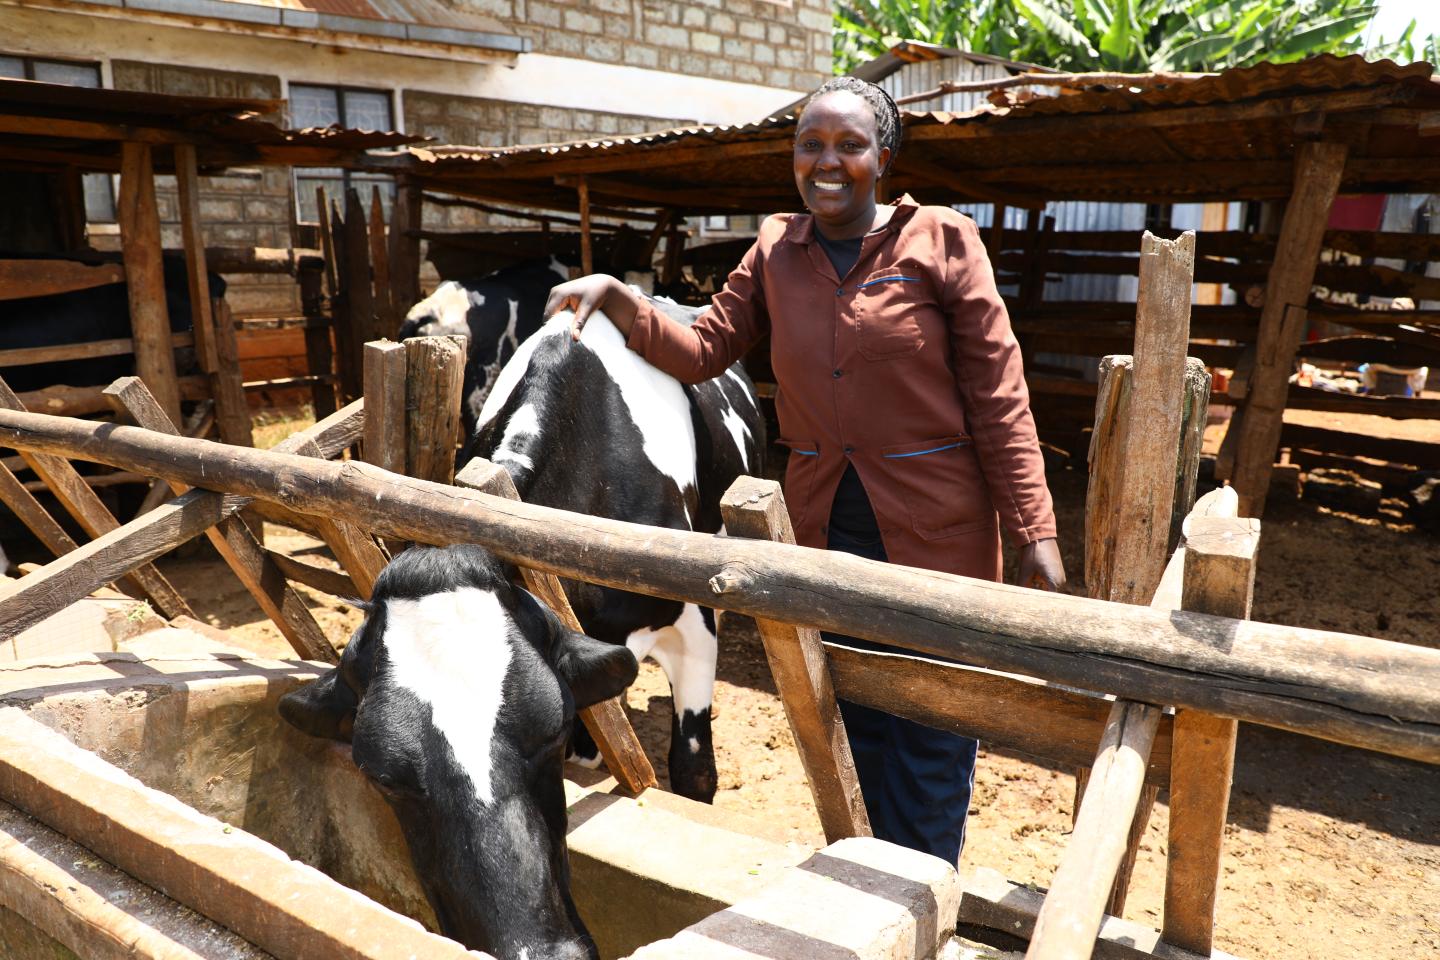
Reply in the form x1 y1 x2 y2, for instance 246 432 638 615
1015 0 1101 58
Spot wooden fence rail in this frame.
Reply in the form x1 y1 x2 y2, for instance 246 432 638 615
0 407 1436 765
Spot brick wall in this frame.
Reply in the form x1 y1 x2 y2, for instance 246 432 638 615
459 0 832 91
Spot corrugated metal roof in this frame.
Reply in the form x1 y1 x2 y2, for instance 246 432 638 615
378 54 1440 214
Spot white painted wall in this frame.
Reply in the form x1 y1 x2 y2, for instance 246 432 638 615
0 5 803 128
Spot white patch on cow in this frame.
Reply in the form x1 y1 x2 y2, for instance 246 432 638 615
625 603 715 751
723 367 758 411
547 256 569 282
406 281 474 338
382 587 514 807
571 311 697 499
478 315 568 430
493 401 540 473
718 400 751 471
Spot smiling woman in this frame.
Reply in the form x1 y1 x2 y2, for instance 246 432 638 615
545 75 1065 868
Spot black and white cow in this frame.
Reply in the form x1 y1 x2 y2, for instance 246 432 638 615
462 295 763 803
279 544 636 960
398 258 569 439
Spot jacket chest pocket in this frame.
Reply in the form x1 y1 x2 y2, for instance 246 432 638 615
854 270 926 360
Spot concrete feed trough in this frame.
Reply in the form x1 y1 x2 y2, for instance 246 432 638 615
0 638 959 960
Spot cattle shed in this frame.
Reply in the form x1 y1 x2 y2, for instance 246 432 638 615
0 77 421 440
367 53 1440 518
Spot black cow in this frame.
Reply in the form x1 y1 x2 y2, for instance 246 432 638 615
398 257 569 440
280 544 636 960
0 253 218 392
462 296 764 803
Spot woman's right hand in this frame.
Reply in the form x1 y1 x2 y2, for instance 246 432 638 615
545 274 642 341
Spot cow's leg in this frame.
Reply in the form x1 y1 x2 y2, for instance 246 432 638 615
628 603 717 803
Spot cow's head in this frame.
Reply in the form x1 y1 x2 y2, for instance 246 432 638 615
279 546 636 960
398 281 478 341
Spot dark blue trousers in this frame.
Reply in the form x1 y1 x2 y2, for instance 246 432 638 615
824 471 979 866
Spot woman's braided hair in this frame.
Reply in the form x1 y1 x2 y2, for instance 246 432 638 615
801 76 903 177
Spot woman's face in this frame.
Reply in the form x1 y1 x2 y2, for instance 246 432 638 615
793 90 890 239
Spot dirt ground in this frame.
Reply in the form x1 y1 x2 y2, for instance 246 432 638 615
153 406 1439 960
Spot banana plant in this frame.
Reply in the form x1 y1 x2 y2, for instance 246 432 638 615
833 0 1431 76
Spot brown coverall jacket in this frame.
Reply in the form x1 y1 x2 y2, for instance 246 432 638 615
627 194 1056 581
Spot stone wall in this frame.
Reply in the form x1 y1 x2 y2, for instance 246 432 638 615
462 0 832 92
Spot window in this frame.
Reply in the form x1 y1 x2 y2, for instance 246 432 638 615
0 55 115 221
290 83 395 224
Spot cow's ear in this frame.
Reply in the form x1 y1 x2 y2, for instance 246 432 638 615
279 667 358 742
554 627 638 710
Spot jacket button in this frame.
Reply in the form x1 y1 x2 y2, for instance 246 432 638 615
832 368 843 378
843 446 854 455
835 287 843 296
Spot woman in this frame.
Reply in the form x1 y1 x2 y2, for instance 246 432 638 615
545 77 1065 865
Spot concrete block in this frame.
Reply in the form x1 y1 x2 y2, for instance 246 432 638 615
603 14 633 38
691 31 721 54
709 12 735 34
739 20 765 40
628 837 960 960
527 1 562 28
768 24 788 45
624 44 660 69
734 63 763 84
563 9 602 34
682 7 706 27
647 23 689 48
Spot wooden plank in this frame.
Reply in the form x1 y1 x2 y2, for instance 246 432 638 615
4 408 1440 765
387 179 423 319
1162 499 1256 955
0 261 125 302
344 188 379 348
298 263 337 418
0 376 191 620
1281 422 1440 470
720 477 870 843
263 551 356 599
403 336 464 486
327 199 360 403
103 377 336 664
0 332 193 370
824 643 1173 786
1231 142 1348 517
362 341 407 474
0 461 79 559
11 376 209 419
455 457 657 796
368 186 392 336
118 142 181 426
208 298 254 447
174 145 218 376
133 400 214 518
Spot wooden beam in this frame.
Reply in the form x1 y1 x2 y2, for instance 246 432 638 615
208 298 254 447
825 644 1173 787
362 340 407 475
368 186 393 337
1162 497 1256 955
387 178 423 321
4 408 1440 766
0 332 193 371
298 263 337 418
455 457 658 796
403 336 465 486
104 378 337 663
1231 141 1348 516
327 198 360 403
576 175 594 276
0 114 198 144
174 145 218 376
0 461 79 559
720 477 870 843
0 260 124 301
263 551 356 599
895 154 1043 209
118 142 181 426
344 188 380 349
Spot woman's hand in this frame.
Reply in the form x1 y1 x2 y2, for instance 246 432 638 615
1017 537 1066 592
544 274 643 341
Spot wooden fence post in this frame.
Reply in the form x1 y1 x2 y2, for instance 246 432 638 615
299 262 337 418
117 142 181 427
176 144 252 448
1230 141 1348 517
719 476 871 843
1075 231 1202 920
455 457 658 796
1163 493 1257 954
363 340 407 475
104 377 336 663
387 178 423 327
404 336 465 486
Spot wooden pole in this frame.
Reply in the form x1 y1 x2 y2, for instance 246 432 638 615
1162 494 1256 955
298 263 337 418
4 410 1438 765
104 378 336 663
720 477 871 843
1230 142 1348 517
387 178 423 324
987 204 1007 261
403 336 465 486
1078 231 1198 918
577 175 594 276
368 186 392 335
0 461 79 559
117 142 181 426
362 340 407 475
344 188 380 350
179 142 251 446
328 199 360 403
455 457 658 796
